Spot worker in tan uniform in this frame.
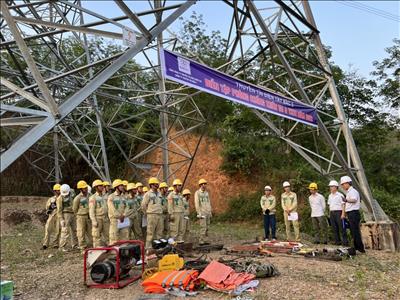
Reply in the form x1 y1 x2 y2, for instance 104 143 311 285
142 177 164 249
168 179 185 243
281 181 300 241
101 181 110 244
42 183 61 249
103 181 111 195
89 179 108 247
122 180 128 196
194 178 212 244
73 180 92 250
182 189 191 242
260 185 277 241
108 179 129 245
125 183 142 240
57 184 78 251
136 182 146 237
159 182 169 238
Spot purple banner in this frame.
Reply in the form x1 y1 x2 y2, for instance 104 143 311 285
160 49 318 126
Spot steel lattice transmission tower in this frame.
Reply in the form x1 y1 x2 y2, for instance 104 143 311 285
1 1 398 249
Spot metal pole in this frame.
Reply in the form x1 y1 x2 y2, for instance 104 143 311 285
0 0 195 173
247 0 376 220
155 0 170 181
78 0 110 181
53 127 60 182
301 1 385 221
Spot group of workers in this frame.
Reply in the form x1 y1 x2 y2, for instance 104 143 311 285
42 177 213 252
43 173 365 254
260 175 365 253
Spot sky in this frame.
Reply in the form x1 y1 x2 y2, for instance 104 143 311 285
82 1 399 79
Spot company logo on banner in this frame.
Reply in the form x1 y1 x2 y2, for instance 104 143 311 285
160 49 318 127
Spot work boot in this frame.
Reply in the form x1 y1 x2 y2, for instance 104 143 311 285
314 241 320 244
41 245 48 250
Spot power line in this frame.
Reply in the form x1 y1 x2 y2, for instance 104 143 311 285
337 1 400 21
336 1 400 22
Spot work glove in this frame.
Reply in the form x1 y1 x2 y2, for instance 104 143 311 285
92 221 98 228
264 209 270 215
169 215 175 222
60 220 66 228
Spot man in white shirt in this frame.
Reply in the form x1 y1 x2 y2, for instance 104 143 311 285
340 176 365 253
308 182 327 244
327 180 348 246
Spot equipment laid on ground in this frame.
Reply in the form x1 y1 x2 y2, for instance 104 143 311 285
158 254 184 271
142 270 199 293
193 243 224 252
84 240 144 289
259 240 303 253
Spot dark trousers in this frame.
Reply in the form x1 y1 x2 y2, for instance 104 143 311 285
330 210 348 245
263 214 276 239
347 210 365 252
311 216 328 243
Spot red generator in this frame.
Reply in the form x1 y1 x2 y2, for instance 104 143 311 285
84 240 144 289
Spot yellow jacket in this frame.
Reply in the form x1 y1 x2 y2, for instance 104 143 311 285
56 194 74 220
194 189 212 217
141 190 163 214
281 192 298 212
107 191 126 219
89 192 107 224
73 193 90 216
168 191 185 214
261 195 276 214
125 194 141 218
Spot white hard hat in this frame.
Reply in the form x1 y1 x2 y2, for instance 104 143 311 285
282 181 290 188
60 184 71 196
340 176 352 185
328 180 339 187
264 185 272 191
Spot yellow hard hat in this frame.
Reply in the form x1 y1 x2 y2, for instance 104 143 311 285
182 189 191 196
53 183 61 191
173 179 182 186
102 181 110 187
159 182 168 189
198 178 207 185
168 187 174 192
136 182 143 188
126 183 136 191
77 180 88 189
308 182 318 190
122 180 128 186
143 186 149 192
92 179 103 188
148 177 160 185
112 179 123 189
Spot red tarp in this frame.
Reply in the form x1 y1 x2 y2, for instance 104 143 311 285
198 260 255 292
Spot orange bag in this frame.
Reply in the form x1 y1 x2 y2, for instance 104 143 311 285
142 270 199 294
